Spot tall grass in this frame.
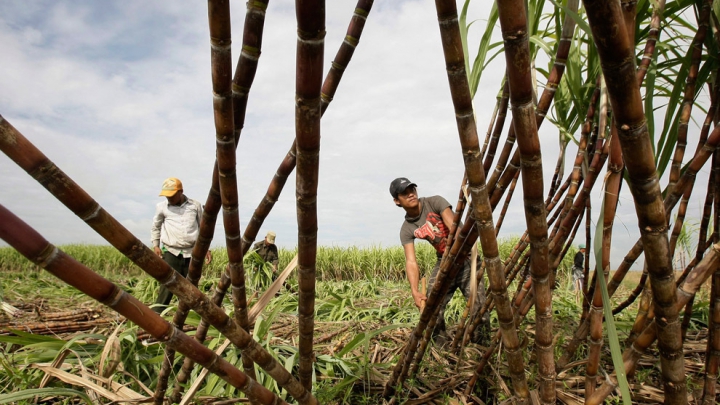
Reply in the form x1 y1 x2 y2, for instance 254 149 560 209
1 237 557 283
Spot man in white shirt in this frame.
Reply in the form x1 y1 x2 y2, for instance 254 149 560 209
150 177 211 313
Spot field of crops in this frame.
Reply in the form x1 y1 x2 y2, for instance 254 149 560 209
0 243 712 404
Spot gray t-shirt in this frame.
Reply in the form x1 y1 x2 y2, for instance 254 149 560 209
399 196 452 257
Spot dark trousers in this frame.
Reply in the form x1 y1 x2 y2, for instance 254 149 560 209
154 251 190 313
428 257 490 343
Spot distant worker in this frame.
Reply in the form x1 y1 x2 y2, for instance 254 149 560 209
151 177 211 314
390 177 489 345
252 231 279 281
572 244 586 295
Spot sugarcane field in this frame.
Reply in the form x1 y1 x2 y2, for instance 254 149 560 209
0 0 719 404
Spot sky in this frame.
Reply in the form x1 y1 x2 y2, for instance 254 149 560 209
0 0 713 271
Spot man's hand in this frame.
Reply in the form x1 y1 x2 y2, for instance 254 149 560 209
411 290 427 310
153 246 162 257
205 250 213 265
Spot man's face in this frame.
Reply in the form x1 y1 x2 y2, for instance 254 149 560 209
394 186 418 209
166 191 184 206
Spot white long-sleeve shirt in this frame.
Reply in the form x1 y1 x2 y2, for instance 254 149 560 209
151 197 203 257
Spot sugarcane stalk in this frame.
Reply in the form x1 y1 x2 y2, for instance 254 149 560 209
483 81 510 174
701 268 720 404
715 151 720 246
40 309 102 321
636 0 666 85
587 242 720 405
584 80 623 397
517 129 609 370
434 0 530 401
0 115 317 405
667 0 709 196
0 205 287 405
583 144 623 388
449 168 519 351
465 271 536 394
486 136 516 199
443 174 469 256
169 2 270 400
206 1 258 394
461 166 573 351
496 3 555 400
319 0 373 112
660 170 715 266
713 147 719 241
613 267 648 315
609 95 719 292
696 152 717 266
494 170 520 235
580 0 700 396
548 121 608 271
553 83 600 235
409 298 442 377
624 268 652 351
174 1 374 394
535 194 590 372
383 220 476 397
487 0 578 204
581 199 591 294
498 196 584 344
547 139 567 203
558 115 720 369
560 101 601 230
680 295 695 340
460 251 532 352
669 187 695 264
294 0 325 390
0 319 115 336
480 84 503 160
484 30 582 213
460 166 575 351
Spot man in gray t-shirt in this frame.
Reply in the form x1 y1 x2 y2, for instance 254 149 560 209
390 177 489 344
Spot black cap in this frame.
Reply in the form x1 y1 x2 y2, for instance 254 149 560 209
389 177 417 198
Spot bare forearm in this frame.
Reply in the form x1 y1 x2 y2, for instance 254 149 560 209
406 262 420 292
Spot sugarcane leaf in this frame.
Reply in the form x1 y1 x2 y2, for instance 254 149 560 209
644 57 657 145
655 48 692 160
337 332 367 357
468 3 500 97
529 35 553 55
593 195 632 405
656 111 679 176
0 388 93 404
459 0 472 76
549 0 592 37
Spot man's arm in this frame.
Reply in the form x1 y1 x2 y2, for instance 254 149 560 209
403 243 426 309
151 204 164 256
440 206 454 231
270 246 279 272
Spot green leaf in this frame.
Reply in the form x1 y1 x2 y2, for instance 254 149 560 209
550 0 592 38
467 4 500 97
459 0 472 76
0 388 93 404
529 35 554 55
593 195 632 405
337 333 367 357
644 57 657 147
